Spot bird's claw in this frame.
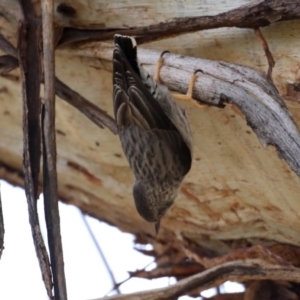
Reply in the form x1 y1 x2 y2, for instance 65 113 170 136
154 50 170 83
172 69 207 108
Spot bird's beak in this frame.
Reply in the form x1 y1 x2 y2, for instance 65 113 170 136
155 220 160 235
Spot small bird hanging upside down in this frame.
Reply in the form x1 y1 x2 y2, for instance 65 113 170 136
113 34 193 234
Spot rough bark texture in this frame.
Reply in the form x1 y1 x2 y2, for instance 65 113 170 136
41 0 67 298
17 0 53 297
1 0 300 298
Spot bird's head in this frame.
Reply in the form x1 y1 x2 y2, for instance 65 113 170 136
133 180 176 233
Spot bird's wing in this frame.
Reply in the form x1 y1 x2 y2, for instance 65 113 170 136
113 36 177 131
120 125 192 180
152 129 192 176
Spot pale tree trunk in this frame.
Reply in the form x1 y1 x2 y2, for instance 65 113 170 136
0 0 300 299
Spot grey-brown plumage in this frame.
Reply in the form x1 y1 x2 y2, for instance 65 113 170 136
113 35 193 231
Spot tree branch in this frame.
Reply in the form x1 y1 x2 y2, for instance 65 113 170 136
0 33 117 135
0 55 19 74
90 260 300 300
0 34 17 57
17 0 53 298
254 28 275 80
57 0 300 47
71 43 300 178
54 78 117 134
41 0 67 298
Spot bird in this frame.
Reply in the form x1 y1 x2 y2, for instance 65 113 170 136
112 34 193 233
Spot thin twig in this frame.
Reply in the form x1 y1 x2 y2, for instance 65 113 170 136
0 55 19 74
57 0 300 47
254 28 275 80
0 183 4 259
0 33 17 57
106 242 176 295
106 259 155 295
81 213 120 294
55 78 117 134
41 0 67 299
17 0 53 297
93 259 300 300
0 33 117 135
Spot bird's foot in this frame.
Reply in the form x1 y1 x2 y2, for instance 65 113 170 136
172 70 207 108
154 50 170 83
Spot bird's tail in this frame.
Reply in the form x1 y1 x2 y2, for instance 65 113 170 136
114 34 140 76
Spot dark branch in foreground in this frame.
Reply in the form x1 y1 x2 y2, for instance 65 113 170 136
41 0 67 299
57 0 300 47
17 0 53 298
0 33 117 135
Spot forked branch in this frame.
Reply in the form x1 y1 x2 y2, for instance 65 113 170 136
92 259 300 300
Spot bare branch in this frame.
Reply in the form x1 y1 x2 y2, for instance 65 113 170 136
41 0 67 299
254 28 275 80
57 0 300 47
0 33 17 57
106 260 155 295
55 78 117 134
0 55 19 74
129 261 204 279
17 0 53 297
90 260 300 300
0 33 117 134
71 43 300 178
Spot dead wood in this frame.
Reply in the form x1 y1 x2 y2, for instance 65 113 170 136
1 0 300 299
41 0 67 298
0 33 117 134
54 78 117 134
57 0 300 46
254 28 275 80
17 0 53 297
70 43 300 178
92 260 300 300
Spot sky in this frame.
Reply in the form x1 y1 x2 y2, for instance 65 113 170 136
0 180 244 300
